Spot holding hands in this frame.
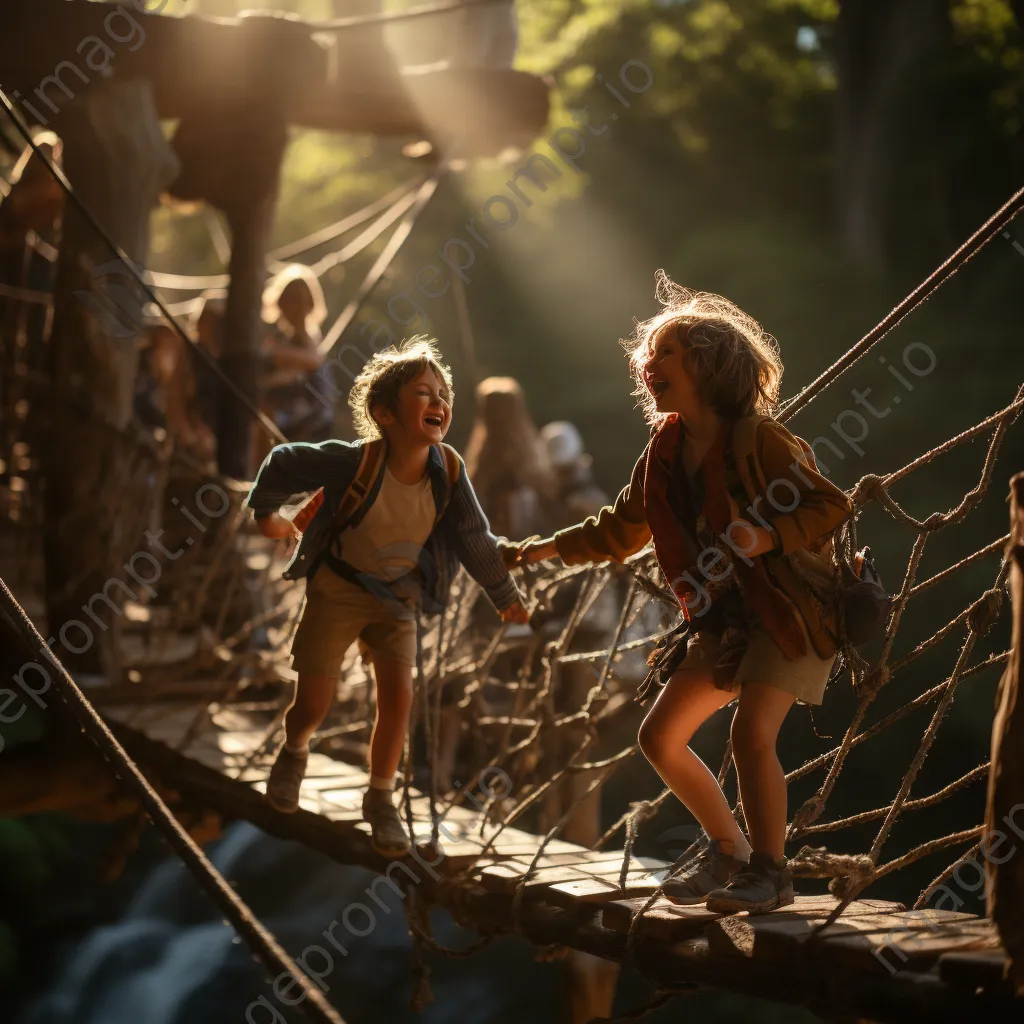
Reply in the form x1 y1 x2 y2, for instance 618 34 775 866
501 535 559 568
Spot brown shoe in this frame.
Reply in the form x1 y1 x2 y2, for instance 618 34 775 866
705 851 795 914
662 840 748 905
362 787 411 857
265 745 308 813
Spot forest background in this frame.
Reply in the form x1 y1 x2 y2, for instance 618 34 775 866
2 0 1024 1020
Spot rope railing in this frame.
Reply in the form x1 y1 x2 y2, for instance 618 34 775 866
0 575 348 1024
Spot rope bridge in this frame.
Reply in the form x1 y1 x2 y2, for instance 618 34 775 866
2 115 1024 1016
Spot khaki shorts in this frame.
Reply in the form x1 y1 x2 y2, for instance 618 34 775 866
686 619 835 706
291 567 417 676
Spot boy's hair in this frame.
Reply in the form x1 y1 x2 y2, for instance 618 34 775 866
624 271 783 426
349 336 454 441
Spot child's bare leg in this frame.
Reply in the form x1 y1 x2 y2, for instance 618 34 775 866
729 681 795 859
638 668 750 859
368 656 414 782
284 672 337 750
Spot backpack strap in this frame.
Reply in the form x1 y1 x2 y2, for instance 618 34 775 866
331 438 387 535
434 443 462 525
309 439 386 575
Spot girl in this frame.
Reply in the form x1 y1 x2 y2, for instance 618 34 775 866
257 265 330 460
513 274 853 913
464 376 555 540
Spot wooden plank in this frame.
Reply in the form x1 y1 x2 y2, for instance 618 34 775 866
602 898 724 940
546 873 668 907
601 895 904 941
707 907 999 974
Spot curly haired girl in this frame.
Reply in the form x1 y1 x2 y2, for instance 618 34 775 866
513 273 852 912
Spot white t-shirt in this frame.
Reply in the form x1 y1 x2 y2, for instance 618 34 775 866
333 468 436 582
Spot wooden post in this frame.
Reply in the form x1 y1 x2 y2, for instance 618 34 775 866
986 472 1024 994
42 80 179 678
168 104 288 481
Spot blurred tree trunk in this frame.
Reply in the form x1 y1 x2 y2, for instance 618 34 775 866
835 0 950 268
43 80 179 678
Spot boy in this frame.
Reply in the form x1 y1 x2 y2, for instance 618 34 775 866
247 337 528 856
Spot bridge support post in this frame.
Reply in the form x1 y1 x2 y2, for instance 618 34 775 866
42 79 179 678
986 471 1024 994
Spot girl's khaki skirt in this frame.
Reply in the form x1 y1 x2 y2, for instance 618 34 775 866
684 615 835 706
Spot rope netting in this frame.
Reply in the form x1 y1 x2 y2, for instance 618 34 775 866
2 80 1023 994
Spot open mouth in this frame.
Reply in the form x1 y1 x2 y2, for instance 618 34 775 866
647 377 669 399
424 413 445 429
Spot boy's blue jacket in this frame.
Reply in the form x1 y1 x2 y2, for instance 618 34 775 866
245 438 520 613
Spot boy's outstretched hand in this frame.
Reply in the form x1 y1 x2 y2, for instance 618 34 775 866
255 512 296 540
500 600 531 625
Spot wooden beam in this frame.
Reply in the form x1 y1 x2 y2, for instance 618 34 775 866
1 1 548 152
986 471 1024 995
42 79 179 676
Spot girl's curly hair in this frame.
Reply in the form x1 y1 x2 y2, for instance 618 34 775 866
349 335 454 441
623 271 783 427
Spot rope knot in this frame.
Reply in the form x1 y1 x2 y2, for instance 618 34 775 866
851 473 886 507
788 845 875 881
967 588 1003 635
854 664 891 698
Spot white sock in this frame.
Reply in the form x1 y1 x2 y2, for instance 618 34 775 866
369 774 396 792
284 740 309 756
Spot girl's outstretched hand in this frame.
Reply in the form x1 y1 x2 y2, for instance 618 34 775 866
500 600 531 625
517 537 558 565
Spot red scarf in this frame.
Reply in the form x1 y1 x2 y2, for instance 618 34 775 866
643 416 806 659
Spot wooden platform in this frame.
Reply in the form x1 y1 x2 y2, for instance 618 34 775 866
102 701 1023 1024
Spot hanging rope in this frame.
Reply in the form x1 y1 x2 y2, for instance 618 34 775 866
780 183 1024 421
0 574 347 1024
319 169 446 356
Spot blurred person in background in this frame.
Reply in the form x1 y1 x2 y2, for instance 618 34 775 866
463 376 554 540
254 264 330 466
435 376 555 794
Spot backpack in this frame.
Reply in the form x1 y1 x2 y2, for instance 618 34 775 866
298 440 462 601
730 416 890 648
292 440 461 537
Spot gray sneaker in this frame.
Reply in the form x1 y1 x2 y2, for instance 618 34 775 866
705 851 795 914
662 840 749 905
265 746 308 814
362 788 411 857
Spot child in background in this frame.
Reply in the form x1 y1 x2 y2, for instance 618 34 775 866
512 274 852 913
259 265 328 436
247 337 528 856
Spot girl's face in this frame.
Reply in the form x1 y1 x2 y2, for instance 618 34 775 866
376 366 452 447
279 280 314 328
642 325 702 419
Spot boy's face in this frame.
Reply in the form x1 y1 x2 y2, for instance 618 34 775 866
376 366 452 447
643 324 701 418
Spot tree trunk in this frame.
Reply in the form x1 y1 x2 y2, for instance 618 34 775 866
43 80 179 678
835 0 949 267
986 473 1024 995
168 78 289 479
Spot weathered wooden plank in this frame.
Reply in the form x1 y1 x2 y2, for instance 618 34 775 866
601 895 905 941
546 874 668 907
706 907 999 974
